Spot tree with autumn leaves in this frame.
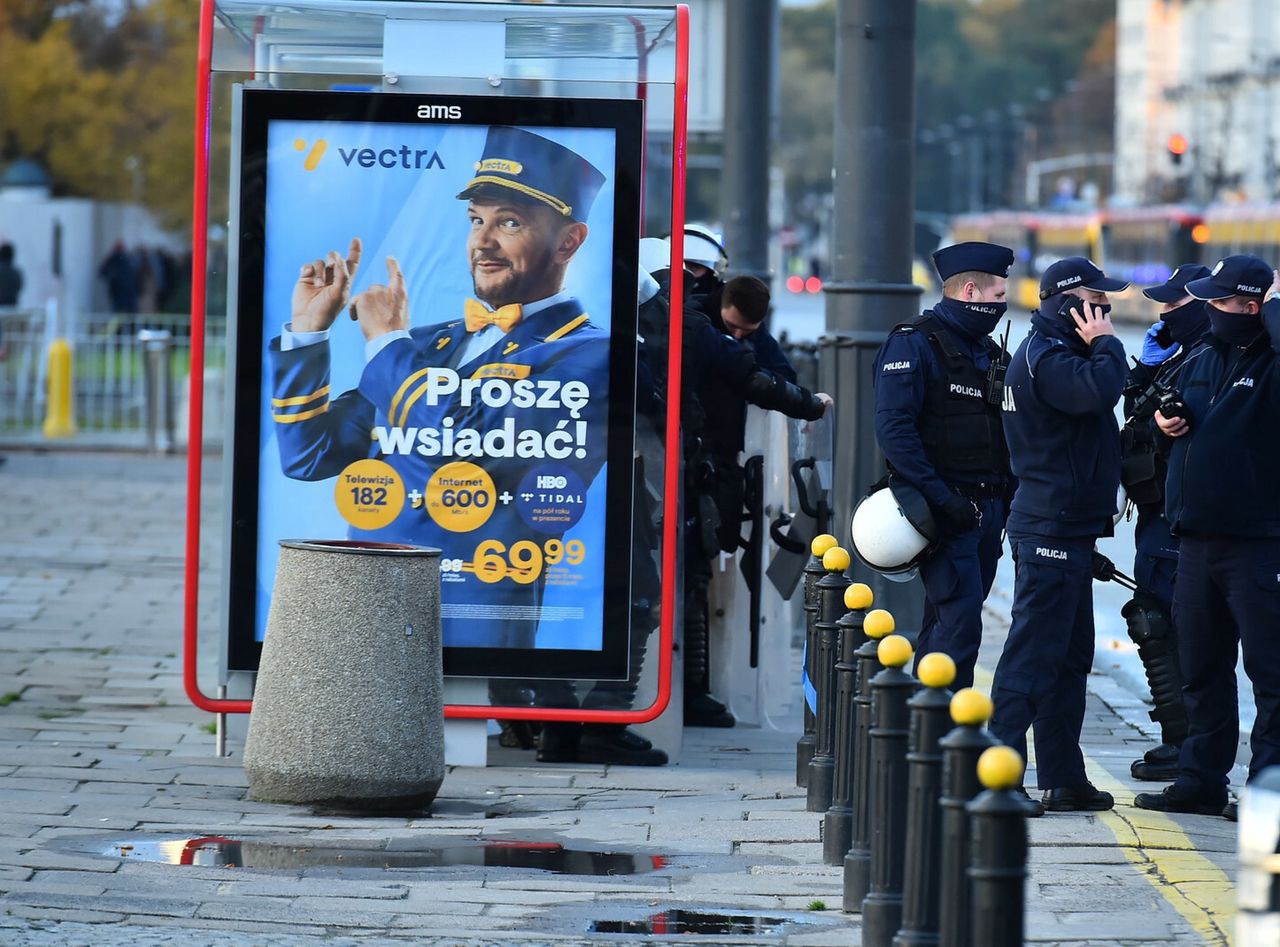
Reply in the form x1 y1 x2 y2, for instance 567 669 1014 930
0 0 197 232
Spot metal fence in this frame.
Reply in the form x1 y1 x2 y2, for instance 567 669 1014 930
0 309 227 447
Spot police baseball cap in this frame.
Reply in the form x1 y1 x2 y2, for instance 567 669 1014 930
1039 257 1130 299
456 126 605 223
932 242 1015 281
1185 254 1273 300
1142 264 1212 303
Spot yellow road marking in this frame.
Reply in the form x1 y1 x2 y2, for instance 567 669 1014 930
972 664 1235 944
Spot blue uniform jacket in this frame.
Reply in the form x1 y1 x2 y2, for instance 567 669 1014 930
1002 309 1126 536
873 303 998 510
269 297 611 650
1165 307 1280 537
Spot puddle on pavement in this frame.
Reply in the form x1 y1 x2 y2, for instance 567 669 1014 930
590 911 792 936
103 837 662 874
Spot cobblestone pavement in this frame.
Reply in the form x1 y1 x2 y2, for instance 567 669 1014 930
0 451 1242 944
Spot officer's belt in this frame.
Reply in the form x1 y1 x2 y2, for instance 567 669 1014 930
953 479 1007 500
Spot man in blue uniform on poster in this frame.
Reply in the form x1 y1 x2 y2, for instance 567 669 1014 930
267 125 610 653
871 241 1015 693
989 256 1129 815
1136 255 1280 821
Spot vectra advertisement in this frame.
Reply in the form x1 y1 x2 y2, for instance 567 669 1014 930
227 89 643 680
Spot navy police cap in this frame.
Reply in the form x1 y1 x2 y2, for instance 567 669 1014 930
1142 264 1211 303
1039 256 1129 299
456 126 605 223
932 241 1014 281
1186 254 1273 300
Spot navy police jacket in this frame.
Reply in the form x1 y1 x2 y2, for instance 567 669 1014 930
1165 307 1280 537
1002 308 1126 536
873 300 1009 510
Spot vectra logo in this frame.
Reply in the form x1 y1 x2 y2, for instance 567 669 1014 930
294 138 327 172
293 137 445 172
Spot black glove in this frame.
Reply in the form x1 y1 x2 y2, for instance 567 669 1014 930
938 494 979 534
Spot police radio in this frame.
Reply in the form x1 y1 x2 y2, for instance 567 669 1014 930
984 319 1011 406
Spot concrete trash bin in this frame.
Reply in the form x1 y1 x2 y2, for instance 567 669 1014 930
243 540 444 810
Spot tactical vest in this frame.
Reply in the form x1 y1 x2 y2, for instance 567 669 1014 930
898 312 1009 477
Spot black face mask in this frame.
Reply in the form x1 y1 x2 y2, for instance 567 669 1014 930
1158 299 1209 347
937 296 1007 338
1207 304 1264 346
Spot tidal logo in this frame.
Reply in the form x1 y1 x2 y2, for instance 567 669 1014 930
293 137 445 171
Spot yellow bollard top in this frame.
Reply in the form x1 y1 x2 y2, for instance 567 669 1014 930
916 652 957 689
811 533 839 557
977 745 1025 791
877 633 913 668
950 688 993 726
863 608 895 639
844 583 874 611
822 546 851 572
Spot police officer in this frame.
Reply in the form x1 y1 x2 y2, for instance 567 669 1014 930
989 256 1129 814
1135 255 1280 821
684 273 831 727
871 241 1015 692
1119 265 1211 781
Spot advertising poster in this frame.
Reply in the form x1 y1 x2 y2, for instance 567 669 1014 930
228 90 642 680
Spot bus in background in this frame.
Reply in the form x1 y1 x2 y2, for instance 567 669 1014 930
1100 205 1206 322
1200 202 1280 267
948 211 1039 310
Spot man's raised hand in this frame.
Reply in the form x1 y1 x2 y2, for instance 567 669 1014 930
1070 299 1116 345
350 256 409 342
290 237 362 333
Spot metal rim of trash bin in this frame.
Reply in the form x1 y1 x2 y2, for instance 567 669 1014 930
278 539 441 557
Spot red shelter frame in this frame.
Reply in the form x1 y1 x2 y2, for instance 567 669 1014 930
183 1 690 725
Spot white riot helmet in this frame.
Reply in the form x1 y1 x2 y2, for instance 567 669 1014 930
850 479 940 582
683 224 729 277
638 236 674 277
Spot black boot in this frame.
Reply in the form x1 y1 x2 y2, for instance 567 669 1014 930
1130 741 1179 781
684 690 735 728
536 722 582 763
577 725 668 766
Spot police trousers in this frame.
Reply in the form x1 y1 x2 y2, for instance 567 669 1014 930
1175 534 1280 793
915 495 1004 691
989 532 1097 789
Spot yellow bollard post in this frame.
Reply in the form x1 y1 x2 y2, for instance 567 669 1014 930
42 337 77 439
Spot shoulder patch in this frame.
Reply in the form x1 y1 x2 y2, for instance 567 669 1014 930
881 359 914 374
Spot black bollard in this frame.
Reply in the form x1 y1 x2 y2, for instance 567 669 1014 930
861 634 918 947
823 582 874 864
967 746 1029 947
893 653 957 947
798 533 839 787
807 546 852 812
937 689 998 947
843 607 895 912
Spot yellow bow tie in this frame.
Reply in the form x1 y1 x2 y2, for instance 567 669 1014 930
464 299 523 334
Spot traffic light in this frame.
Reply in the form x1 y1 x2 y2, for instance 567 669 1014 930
1167 133 1189 166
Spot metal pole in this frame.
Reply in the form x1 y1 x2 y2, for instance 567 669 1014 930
807 548 852 812
893 654 958 947
861 635 918 946
799 535 838 786
937 690 998 947
824 0 923 639
843 607 896 912
721 0 776 280
967 747 1029 947
823 582 874 864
